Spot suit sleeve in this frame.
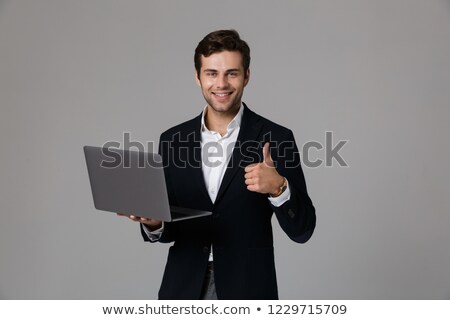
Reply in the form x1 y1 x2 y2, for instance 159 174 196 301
270 129 316 243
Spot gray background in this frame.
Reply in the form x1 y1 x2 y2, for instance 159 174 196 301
1 0 449 299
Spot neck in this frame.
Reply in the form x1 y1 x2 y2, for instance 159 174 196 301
205 104 240 136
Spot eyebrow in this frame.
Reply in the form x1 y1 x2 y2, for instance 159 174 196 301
203 68 241 73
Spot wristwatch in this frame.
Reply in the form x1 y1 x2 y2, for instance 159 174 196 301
270 176 288 198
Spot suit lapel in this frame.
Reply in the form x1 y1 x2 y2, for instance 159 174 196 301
187 113 214 208
215 104 264 204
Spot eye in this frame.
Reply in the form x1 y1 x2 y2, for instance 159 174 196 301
205 72 217 77
228 72 238 77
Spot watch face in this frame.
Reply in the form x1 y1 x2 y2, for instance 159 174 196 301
281 178 288 192
270 177 287 197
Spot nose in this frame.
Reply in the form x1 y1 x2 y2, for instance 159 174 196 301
216 74 228 89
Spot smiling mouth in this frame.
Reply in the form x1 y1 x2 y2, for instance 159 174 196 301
212 92 233 97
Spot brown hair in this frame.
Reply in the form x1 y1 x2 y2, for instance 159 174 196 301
194 29 250 78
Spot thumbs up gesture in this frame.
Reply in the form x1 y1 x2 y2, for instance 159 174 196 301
244 142 285 196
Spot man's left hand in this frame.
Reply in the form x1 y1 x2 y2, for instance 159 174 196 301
244 142 284 195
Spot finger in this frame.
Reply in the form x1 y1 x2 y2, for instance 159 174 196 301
245 178 254 185
117 213 145 223
263 142 273 166
244 163 257 172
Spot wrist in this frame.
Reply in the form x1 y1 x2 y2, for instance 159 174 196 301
270 176 287 197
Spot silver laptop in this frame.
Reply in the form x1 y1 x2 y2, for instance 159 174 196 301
83 146 212 222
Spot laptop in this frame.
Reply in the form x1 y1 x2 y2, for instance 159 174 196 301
83 146 212 222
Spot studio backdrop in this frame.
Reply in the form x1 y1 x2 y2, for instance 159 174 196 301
0 0 449 299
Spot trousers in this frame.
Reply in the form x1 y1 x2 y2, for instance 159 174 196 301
200 262 218 300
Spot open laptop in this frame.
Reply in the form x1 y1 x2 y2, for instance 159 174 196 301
83 146 212 222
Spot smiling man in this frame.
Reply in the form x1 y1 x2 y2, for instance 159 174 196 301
120 30 316 299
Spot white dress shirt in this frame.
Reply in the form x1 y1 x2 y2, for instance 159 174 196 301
143 104 291 253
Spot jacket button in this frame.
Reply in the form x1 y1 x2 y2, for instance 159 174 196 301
202 246 209 254
288 209 295 218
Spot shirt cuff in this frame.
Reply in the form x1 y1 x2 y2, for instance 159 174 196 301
142 222 164 242
268 179 291 207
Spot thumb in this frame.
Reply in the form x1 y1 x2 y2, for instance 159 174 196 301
263 142 274 166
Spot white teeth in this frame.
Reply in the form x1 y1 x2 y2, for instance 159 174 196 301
214 93 231 97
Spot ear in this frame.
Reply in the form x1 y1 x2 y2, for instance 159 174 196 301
244 68 250 87
195 70 201 87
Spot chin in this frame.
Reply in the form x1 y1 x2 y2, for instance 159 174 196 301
212 102 239 113
215 105 232 112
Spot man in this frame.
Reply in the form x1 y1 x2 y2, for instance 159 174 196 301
119 30 316 299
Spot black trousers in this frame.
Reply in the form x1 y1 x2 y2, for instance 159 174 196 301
200 262 218 300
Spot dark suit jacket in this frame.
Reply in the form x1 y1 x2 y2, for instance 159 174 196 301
141 104 316 299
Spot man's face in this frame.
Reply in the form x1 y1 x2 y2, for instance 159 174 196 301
196 50 250 114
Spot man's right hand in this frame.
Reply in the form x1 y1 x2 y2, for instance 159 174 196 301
116 213 162 231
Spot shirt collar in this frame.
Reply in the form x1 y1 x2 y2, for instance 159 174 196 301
201 103 244 133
